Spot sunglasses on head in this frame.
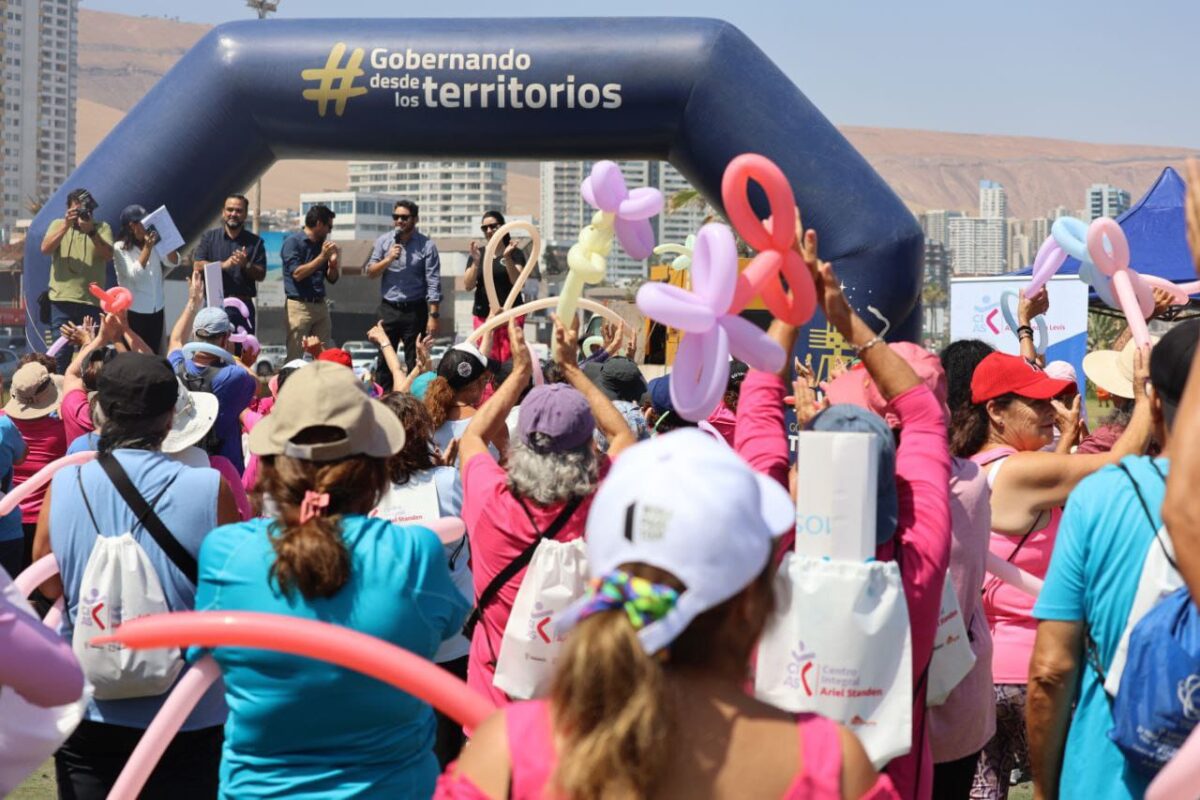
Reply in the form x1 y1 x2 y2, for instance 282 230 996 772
393 214 413 221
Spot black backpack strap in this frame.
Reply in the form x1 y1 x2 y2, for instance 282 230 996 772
463 494 584 639
1116 461 1176 571
97 452 197 585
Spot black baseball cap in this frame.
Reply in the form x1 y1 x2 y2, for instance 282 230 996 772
1150 319 1200 426
596 357 648 403
97 353 178 421
437 345 488 390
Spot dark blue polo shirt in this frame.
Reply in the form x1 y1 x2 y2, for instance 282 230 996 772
192 227 266 298
281 232 329 301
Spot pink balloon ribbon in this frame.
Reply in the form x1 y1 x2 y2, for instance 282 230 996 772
0 450 96 517
1147 720 1200 800
108 656 222 800
581 161 664 260
1087 218 1154 348
721 154 817 325
88 283 133 314
1026 236 1068 296
637 223 786 421
93 611 496 731
986 553 1042 598
13 554 58 597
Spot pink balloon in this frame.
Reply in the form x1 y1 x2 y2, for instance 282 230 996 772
88 283 133 314
108 656 222 800
1147 720 1200 800
721 154 816 325
1027 237 1068 296
0 450 96 517
13 554 58 597
986 552 1042 598
1086 218 1154 345
93 611 496 731
45 335 71 358
1140 274 1191 305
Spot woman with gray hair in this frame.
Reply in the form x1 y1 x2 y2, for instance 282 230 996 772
458 315 637 706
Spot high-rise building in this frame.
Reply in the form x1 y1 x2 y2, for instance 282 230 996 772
979 180 1007 219
539 160 710 284
346 161 506 239
923 240 950 290
1028 217 1052 248
948 217 1006 276
920 210 962 246
1048 205 1073 220
298 191 396 242
1087 183 1131 220
1 0 78 241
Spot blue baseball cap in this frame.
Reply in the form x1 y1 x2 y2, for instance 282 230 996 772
193 306 232 337
807 403 899 546
647 375 673 414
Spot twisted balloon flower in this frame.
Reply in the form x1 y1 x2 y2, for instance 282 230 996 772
637 224 785 421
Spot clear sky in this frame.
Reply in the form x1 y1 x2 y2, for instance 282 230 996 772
82 0 1200 149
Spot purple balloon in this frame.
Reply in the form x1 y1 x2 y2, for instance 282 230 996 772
670 327 729 422
636 282 717 332
580 160 664 261
1027 237 1067 296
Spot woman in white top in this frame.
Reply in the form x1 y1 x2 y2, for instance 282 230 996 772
375 391 472 767
112 204 179 353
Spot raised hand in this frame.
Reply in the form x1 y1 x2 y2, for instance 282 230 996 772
366 321 389 347
550 313 580 369
510 318 531 376
1018 287 1050 325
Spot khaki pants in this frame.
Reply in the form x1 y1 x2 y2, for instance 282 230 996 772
286 297 332 360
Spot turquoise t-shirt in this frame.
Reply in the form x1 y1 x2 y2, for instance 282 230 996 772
1034 455 1169 800
195 515 470 799
0 416 26 542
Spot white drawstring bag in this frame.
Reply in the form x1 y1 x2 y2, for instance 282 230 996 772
925 574 976 706
0 571 89 794
755 553 912 767
72 534 184 700
493 538 589 700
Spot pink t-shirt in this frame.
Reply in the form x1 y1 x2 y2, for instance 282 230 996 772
929 456 997 763
972 447 1062 684
706 402 738 448
434 700 899 799
60 388 93 444
9 415 67 524
460 453 603 707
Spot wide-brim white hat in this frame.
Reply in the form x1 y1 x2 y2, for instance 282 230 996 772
161 379 219 454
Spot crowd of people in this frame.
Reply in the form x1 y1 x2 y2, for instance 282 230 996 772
2 176 1200 800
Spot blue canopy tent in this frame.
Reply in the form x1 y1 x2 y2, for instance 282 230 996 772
1011 167 1198 312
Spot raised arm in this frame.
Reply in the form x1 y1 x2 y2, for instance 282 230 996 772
553 314 636 458
1018 288 1049 366
169 271 205 353
460 319 531 473
367 321 406 390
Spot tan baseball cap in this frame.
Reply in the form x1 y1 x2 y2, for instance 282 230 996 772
248 361 405 461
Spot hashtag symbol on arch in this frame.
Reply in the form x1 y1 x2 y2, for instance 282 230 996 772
301 43 369 117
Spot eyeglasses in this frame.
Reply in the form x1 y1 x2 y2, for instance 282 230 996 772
393 214 413 221
481 223 500 232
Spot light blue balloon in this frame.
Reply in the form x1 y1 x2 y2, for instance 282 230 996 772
1051 216 1090 262
1078 260 1118 308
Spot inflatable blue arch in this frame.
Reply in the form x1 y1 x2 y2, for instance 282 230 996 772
24 17 922 368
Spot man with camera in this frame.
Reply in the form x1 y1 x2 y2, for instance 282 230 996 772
39 188 115 371
365 199 442 380
192 194 267 331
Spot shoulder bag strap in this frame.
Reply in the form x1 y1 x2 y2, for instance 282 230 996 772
97 452 197 585
463 494 584 638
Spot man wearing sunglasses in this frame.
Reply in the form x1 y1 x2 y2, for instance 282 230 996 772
365 199 443 381
192 194 267 330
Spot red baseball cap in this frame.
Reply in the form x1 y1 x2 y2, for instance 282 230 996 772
970 352 1074 404
317 348 353 369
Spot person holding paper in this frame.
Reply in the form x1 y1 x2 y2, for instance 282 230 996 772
192 194 267 330
112 205 178 353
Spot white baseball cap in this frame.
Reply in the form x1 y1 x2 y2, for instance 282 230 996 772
556 429 794 654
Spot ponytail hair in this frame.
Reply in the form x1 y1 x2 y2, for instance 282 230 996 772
950 394 1015 458
423 375 455 430
255 442 389 599
550 563 775 799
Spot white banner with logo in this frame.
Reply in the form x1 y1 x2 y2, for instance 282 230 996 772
950 275 1089 394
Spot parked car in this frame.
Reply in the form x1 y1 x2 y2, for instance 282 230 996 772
256 345 288 371
344 343 380 372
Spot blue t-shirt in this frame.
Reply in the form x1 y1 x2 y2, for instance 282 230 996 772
49 449 227 729
1034 455 1170 800
66 431 100 455
281 232 330 301
195 515 469 799
0 416 26 542
167 349 256 473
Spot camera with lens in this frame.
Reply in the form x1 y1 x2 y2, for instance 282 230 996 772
145 224 159 240
74 190 98 224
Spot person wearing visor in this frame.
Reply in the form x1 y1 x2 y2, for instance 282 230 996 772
112 204 179 353
950 349 1154 796
440 429 896 799
195 361 468 798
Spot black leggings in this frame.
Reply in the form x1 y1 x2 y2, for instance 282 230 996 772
933 750 982 799
434 655 470 767
126 309 165 354
55 719 222 800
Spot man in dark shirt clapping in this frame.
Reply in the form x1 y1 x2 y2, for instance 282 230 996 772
281 204 340 360
192 194 266 330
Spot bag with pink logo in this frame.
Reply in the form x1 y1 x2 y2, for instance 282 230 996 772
493 537 589 699
926 574 976 707
754 553 912 767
